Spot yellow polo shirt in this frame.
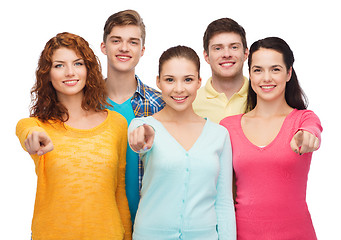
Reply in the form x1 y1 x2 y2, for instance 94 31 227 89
193 77 249 123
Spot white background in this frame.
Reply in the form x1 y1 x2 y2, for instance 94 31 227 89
1 0 340 239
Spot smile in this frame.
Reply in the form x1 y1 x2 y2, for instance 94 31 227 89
220 62 234 67
171 96 188 102
116 55 131 61
63 80 79 86
261 85 276 89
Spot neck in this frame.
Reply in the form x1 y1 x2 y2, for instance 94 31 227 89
57 94 90 120
211 73 245 99
250 98 293 118
106 68 137 104
156 105 199 123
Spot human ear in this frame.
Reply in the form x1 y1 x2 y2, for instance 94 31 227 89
287 67 292 82
197 77 202 89
100 42 107 55
140 46 145 57
156 76 161 90
203 50 210 64
244 48 249 62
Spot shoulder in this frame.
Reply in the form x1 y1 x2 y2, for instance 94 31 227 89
219 114 242 127
143 84 164 102
206 119 230 138
16 117 45 130
293 109 319 117
136 77 165 108
106 109 128 127
136 75 161 97
291 109 321 123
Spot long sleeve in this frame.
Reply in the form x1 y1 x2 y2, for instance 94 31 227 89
15 111 134 240
296 110 323 147
15 118 49 171
216 130 236 240
116 121 132 240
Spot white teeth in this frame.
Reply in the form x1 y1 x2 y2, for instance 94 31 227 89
261 86 275 89
173 97 186 101
221 63 233 66
118 56 130 59
64 80 77 84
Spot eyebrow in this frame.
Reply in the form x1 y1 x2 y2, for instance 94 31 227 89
252 64 284 69
109 35 141 42
211 42 242 47
52 58 83 63
162 74 196 77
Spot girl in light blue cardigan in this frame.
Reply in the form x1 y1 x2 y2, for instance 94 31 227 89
128 45 236 240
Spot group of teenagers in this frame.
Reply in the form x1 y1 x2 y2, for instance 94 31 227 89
16 9 323 240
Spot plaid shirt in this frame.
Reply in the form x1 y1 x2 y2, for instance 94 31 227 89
131 75 165 190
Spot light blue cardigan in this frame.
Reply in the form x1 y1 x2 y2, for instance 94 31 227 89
128 116 236 240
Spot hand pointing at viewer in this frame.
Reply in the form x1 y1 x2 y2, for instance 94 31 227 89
290 130 319 155
24 131 54 156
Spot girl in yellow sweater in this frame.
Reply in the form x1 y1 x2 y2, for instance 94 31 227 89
16 32 131 240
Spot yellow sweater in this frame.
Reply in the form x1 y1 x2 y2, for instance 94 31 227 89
16 110 132 240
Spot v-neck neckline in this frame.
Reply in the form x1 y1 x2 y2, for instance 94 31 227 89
238 109 296 150
150 116 209 153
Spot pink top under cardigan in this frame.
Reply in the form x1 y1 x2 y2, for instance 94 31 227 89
220 109 322 240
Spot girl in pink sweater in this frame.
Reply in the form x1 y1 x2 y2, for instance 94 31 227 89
220 37 322 240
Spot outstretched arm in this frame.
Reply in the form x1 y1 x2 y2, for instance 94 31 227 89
290 110 322 155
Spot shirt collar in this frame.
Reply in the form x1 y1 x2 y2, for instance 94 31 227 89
134 75 146 99
205 76 249 99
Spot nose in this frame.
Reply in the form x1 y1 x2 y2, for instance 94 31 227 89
174 80 185 93
263 71 271 82
65 65 75 77
222 47 231 58
119 41 129 52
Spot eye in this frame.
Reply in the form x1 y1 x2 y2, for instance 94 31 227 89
54 64 63 68
75 61 84 66
252 68 261 73
184 77 193 83
165 77 174 82
272 68 281 72
231 45 239 50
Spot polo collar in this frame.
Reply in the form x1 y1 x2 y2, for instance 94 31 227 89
205 76 249 99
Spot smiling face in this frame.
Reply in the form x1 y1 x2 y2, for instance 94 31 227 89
101 25 145 74
157 57 201 113
50 47 87 101
204 32 248 80
249 48 292 103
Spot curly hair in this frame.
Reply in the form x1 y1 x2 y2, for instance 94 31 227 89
30 32 108 122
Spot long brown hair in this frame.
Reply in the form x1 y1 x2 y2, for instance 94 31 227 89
30 32 108 122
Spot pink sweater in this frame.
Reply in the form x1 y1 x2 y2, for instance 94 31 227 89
220 109 322 240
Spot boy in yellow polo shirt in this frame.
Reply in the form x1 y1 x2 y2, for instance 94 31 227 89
193 18 249 123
